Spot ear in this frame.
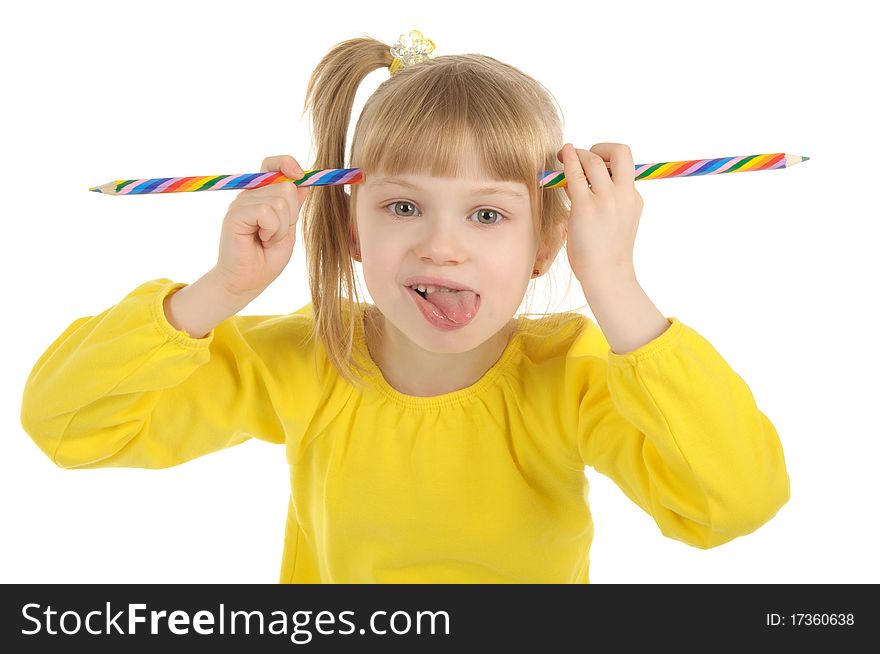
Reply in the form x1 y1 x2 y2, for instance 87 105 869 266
534 221 567 273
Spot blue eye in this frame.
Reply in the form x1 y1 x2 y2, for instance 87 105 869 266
385 200 506 226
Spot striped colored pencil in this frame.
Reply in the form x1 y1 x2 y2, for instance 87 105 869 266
89 152 809 195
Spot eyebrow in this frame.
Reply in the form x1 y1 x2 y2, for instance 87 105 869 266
369 177 527 200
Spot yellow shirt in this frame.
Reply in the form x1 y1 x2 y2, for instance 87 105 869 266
21 278 790 583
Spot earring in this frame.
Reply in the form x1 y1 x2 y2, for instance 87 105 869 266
353 246 361 262
531 268 540 277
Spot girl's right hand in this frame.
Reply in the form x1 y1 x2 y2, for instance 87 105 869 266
213 155 312 298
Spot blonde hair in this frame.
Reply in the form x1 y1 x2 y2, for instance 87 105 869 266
298 34 585 389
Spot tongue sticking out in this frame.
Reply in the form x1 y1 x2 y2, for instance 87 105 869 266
422 290 479 324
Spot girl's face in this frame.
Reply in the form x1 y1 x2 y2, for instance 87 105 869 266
354 151 538 353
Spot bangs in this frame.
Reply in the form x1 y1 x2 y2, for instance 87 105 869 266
350 56 553 220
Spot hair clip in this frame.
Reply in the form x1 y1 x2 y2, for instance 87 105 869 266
390 29 436 77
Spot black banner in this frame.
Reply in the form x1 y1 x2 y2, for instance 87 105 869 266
0 584 869 651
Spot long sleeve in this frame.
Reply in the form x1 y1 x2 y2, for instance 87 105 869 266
20 278 309 470
565 316 790 549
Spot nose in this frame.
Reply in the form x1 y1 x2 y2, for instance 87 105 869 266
413 216 467 264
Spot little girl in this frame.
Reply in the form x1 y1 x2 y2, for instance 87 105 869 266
20 31 790 583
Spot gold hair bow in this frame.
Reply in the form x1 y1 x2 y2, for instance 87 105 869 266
389 29 436 77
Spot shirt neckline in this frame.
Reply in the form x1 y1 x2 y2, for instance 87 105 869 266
351 302 526 409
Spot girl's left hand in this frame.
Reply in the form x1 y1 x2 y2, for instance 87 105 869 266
557 142 644 282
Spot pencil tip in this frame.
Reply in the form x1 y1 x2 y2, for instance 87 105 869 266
802 156 810 162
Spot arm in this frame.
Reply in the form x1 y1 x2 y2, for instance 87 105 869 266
163 268 260 339
20 276 314 470
569 269 790 548
578 266 671 355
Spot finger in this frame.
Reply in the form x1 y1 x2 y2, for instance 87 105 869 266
556 143 594 201
282 178 308 225
576 147 614 195
261 155 311 212
242 203 277 242
260 156 278 173
267 195 292 244
268 179 305 229
589 143 635 189
261 155 292 173
237 185 299 225
260 155 306 183
250 197 288 245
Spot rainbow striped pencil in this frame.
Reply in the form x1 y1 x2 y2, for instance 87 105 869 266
89 152 809 195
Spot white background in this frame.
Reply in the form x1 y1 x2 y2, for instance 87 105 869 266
2 0 877 584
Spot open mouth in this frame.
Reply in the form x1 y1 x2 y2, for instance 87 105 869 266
404 284 480 328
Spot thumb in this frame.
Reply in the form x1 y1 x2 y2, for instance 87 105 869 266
558 143 589 199
283 160 305 182
284 162 312 205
